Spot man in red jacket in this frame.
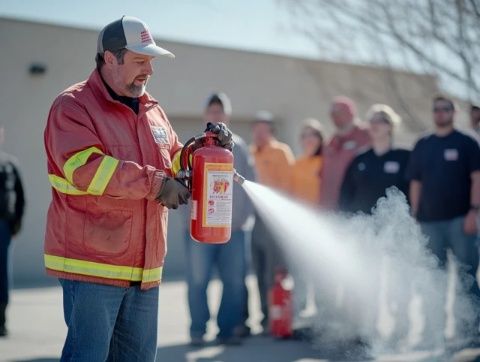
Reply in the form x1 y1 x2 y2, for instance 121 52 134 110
44 16 231 361
320 96 371 209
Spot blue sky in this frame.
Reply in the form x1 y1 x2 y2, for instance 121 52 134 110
0 0 320 59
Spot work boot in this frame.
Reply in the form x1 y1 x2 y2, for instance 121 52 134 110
0 303 7 337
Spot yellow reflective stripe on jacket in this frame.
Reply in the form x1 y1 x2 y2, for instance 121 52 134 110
63 146 103 184
48 174 88 195
59 146 119 196
87 156 119 195
171 149 182 176
44 254 163 283
141 267 163 283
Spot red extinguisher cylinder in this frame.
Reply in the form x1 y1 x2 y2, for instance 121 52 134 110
190 134 234 244
269 271 293 338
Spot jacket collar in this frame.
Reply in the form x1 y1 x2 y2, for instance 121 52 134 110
87 69 159 108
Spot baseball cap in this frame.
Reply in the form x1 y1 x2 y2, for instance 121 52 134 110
332 96 357 117
205 93 232 115
253 110 274 123
366 104 401 126
97 16 175 58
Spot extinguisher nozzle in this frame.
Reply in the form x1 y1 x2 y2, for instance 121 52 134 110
233 169 245 185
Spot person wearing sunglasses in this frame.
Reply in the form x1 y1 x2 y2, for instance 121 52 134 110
407 95 480 351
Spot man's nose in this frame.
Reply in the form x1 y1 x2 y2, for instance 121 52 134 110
144 61 154 75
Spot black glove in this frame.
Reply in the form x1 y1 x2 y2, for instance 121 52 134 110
155 177 191 209
206 122 234 150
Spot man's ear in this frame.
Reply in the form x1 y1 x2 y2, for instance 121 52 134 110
103 51 116 66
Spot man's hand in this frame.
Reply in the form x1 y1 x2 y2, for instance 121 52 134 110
207 122 234 150
464 209 478 235
155 177 191 209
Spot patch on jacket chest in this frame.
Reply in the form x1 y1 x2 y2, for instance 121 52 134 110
151 126 169 145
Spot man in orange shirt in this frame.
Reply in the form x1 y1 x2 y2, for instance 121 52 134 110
250 111 294 331
320 96 371 209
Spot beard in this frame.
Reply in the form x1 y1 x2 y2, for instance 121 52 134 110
127 81 146 97
126 75 149 97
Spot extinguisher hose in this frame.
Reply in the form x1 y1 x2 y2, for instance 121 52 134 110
179 136 197 172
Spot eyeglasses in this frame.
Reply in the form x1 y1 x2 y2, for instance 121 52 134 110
433 106 453 113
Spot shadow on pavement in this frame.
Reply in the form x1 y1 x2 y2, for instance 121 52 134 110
13 359 59 362
155 336 356 362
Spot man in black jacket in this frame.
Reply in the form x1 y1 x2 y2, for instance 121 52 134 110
0 123 25 337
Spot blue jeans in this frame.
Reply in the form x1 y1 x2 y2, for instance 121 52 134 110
0 220 11 306
185 230 247 339
59 279 159 362
421 216 480 341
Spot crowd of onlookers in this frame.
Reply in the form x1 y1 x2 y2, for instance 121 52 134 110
183 92 480 353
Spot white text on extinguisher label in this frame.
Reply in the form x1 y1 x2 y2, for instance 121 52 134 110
203 163 233 227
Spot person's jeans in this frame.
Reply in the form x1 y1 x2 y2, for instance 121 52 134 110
251 215 284 328
0 220 11 327
185 230 247 339
59 279 159 362
421 216 480 343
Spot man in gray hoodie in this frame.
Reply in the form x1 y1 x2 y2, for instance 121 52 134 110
184 93 255 345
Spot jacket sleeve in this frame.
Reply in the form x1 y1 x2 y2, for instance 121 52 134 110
45 95 165 200
12 163 25 225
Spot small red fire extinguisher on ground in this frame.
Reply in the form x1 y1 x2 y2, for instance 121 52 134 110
177 123 245 244
269 269 293 338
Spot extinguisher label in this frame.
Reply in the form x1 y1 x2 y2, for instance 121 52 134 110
203 163 233 227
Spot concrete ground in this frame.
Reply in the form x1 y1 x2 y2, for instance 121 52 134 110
1 277 480 362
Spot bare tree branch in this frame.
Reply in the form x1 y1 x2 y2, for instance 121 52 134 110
279 0 480 103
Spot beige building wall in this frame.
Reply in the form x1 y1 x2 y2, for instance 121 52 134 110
0 17 444 285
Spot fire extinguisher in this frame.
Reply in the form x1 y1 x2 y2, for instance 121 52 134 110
269 269 293 338
177 123 245 244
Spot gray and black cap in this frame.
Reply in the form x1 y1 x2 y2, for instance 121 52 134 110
97 16 175 58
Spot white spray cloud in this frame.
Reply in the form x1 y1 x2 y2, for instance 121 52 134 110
243 182 479 359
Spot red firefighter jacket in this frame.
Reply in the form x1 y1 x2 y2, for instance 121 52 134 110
44 70 182 289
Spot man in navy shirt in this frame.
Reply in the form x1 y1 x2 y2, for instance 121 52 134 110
407 95 480 349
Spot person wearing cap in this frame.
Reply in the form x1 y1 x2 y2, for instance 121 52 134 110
0 123 25 337
338 104 410 348
184 93 255 345
407 95 480 350
250 112 294 331
43 16 232 361
339 104 410 214
320 96 371 210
